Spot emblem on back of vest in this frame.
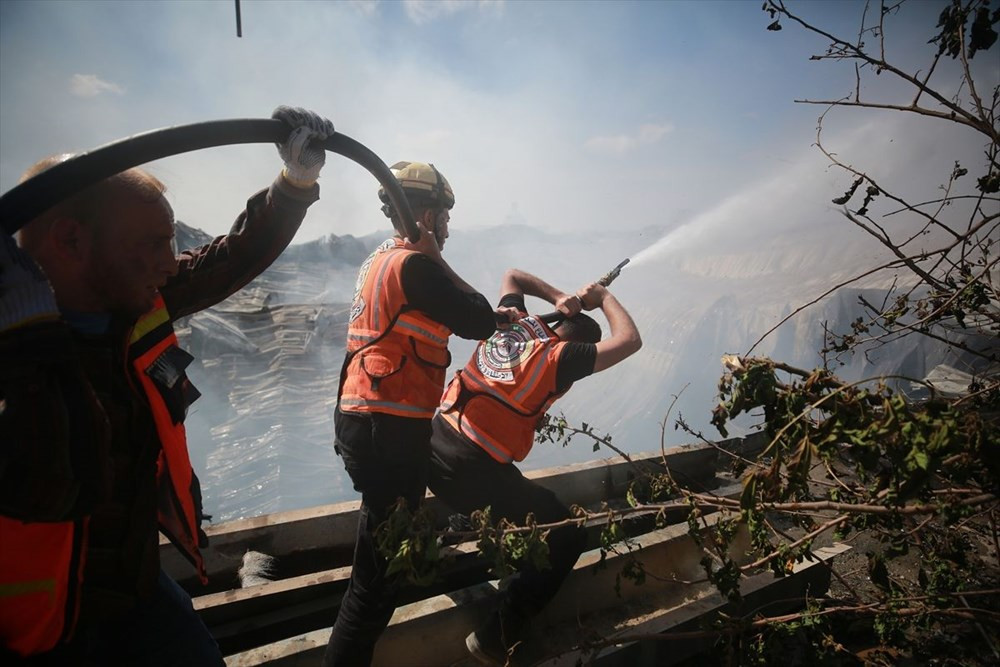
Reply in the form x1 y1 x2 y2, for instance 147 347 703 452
476 317 551 382
350 248 380 324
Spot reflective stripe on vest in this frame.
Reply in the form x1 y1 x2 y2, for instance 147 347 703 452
439 316 565 463
340 238 452 419
0 518 87 656
438 409 515 463
0 295 206 657
129 295 207 584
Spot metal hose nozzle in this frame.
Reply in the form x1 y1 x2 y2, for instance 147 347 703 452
537 257 631 324
597 258 630 287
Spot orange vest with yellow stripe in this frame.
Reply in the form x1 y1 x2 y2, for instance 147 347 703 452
339 238 452 418
439 315 566 463
0 294 207 657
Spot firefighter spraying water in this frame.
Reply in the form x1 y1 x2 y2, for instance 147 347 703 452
428 263 643 665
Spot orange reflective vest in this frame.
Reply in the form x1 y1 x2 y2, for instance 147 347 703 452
0 294 207 657
339 238 452 419
439 314 567 463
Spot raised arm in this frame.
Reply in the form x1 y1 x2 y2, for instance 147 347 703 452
163 107 334 318
502 268 581 316
577 283 642 373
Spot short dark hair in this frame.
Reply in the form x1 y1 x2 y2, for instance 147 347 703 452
383 196 443 226
555 313 602 344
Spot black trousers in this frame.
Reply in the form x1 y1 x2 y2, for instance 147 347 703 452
426 414 586 618
323 409 432 667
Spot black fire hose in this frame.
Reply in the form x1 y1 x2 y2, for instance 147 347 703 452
0 118 418 241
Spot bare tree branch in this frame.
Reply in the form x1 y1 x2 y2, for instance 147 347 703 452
771 0 997 140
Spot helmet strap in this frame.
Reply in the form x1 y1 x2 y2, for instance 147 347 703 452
429 163 446 206
422 208 438 236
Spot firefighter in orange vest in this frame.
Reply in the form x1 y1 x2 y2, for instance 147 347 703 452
0 106 333 664
323 162 496 667
428 268 642 666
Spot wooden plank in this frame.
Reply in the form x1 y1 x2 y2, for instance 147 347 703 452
163 499 362 594
165 443 721 590
195 566 351 627
223 539 848 667
223 509 759 666
202 487 743 656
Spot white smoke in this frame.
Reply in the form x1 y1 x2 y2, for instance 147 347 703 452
628 112 988 273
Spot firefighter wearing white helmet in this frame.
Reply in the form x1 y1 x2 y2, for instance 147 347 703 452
379 160 455 211
325 161 495 666
378 161 455 249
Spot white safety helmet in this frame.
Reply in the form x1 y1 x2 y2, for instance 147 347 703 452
378 161 455 218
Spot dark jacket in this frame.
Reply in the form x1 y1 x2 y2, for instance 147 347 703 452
0 176 318 638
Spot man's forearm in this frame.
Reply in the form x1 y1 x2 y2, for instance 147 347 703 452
589 292 642 373
601 294 641 346
503 269 566 304
163 176 315 318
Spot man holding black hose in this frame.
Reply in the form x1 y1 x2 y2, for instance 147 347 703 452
428 268 642 667
0 106 333 665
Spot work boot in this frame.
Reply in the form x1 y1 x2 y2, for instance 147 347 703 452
465 607 530 666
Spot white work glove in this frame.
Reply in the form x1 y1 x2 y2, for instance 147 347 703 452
272 106 335 188
0 233 59 332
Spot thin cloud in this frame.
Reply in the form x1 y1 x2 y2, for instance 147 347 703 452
403 0 503 25
69 73 124 97
638 122 674 143
348 0 378 18
585 134 636 155
586 122 673 155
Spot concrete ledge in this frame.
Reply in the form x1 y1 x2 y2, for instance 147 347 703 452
223 582 501 667
201 483 743 655
718 431 769 458
536 543 850 666
224 511 760 666
166 443 721 591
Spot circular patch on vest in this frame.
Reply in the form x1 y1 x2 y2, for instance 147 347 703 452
476 320 548 382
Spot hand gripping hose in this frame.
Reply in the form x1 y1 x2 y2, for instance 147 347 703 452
0 118 418 241
536 258 630 325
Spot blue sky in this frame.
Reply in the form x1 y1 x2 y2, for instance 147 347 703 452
0 0 992 244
